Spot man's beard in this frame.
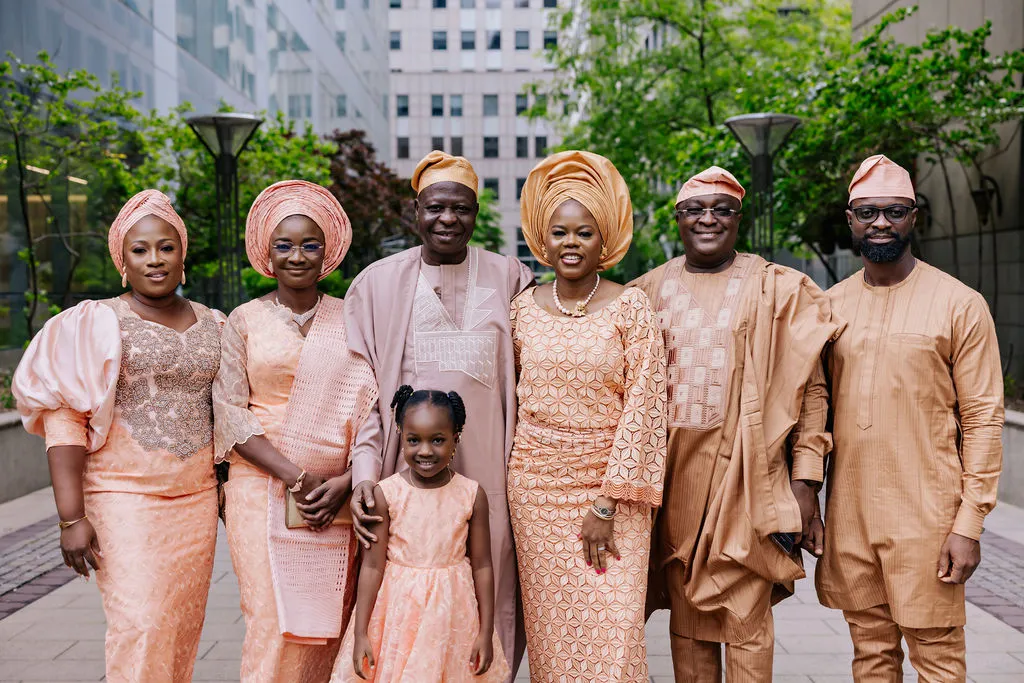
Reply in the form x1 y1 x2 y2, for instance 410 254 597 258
852 231 912 263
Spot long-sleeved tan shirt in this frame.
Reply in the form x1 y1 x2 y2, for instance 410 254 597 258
816 261 1004 628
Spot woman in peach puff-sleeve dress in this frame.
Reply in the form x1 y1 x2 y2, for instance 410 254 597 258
213 181 377 683
510 151 668 682
12 190 224 683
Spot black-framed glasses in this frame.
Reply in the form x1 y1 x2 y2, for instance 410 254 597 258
272 242 325 256
675 207 740 220
850 204 915 223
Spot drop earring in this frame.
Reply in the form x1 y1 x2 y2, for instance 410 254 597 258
181 272 186 286
121 271 128 288
600 245 608 261
541 245 549 261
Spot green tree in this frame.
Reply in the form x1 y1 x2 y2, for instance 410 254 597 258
0 50 142 336
533 3 1024 284
470 188 505 253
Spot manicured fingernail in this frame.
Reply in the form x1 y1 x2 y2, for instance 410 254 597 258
586 561 592 566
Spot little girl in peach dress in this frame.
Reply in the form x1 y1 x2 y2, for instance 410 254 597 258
331 386 508 683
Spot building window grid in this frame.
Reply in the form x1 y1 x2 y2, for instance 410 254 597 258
535 135 548 157
451 136 464 156
431 136 444 152
516 136 528 158
461 31 475 50
516 177 526 200
515 30 529 50
544 30 557 49
433 31 447 50
389 31 401 50
483 177 499 200
516 93 528 115
487 30 501 50
433 0 447 7
397 137 410 159
396 94 409 117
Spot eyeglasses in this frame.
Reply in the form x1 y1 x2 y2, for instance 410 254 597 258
850 205 915 223
272 242 324 256
675 207 740 220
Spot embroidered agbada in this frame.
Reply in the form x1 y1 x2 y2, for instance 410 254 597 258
411 150 479 196
107 189 189 274
816 261 1004 628
331 473 510 683
344 245 533 672
245 180 352 280
13 297 223 683
509 287 667 681
519 150 633 270
630 254 841 644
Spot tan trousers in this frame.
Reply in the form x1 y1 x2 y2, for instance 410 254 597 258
669 611 774 682
843 604 966 682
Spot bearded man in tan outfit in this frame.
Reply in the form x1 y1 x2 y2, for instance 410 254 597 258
815 155 1004 682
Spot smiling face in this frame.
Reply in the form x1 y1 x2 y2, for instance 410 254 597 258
399 402 458 481
675 193 742 268
847 196 917 263
414 182 478 264
268 215 326 289
122 215 184 297
545 199 603 281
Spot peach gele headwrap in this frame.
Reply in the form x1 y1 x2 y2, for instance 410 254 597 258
848 154 915 202
411 150 479 197
676 166 746 205
107 189 188 275
245 180 352 281
520 150 634 270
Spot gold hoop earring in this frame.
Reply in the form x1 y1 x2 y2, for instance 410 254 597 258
121 271 128 288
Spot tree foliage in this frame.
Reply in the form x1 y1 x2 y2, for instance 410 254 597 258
534 2 1024 283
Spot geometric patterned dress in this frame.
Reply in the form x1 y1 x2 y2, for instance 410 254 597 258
508 286 667 682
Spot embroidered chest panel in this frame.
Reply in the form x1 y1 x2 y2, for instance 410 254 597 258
114 305 221 459
412 249 498 389
653 255 752 430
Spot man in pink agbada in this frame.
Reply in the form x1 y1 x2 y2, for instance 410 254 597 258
345 151 533 677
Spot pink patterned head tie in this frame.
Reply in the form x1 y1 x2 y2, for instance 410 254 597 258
107 189 188 274
245 180 352 281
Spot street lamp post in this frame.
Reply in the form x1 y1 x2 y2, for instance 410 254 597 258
186 113 263 310
724 113 800 261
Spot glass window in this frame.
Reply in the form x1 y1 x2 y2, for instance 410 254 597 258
362 34 370 51
535 135 548 157
390 31 400 49
515 0 529 7
433 0 447 7
516 136 528 158
450 94 463 116
483 137 499 158
483 94 498 116
544 30 557 49
431 94 444 117
461 31 475 50
486 0 501 7
461 0 475 6
483 177 499 200
487 30 500 50
288 94 303 119
363 0 369 7
396 94 409 117
544 0 557 7
335 31 346 52
397 137 410 159
335 0 345 8
336 94 348 117
433 31 447 50
516 177 526 200
431 137 445 151
516 93 528 115
390 0 401 7
515 30 529 50
451 136 464 156
291 33 310 51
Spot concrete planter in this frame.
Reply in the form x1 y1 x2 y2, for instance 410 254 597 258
0 411 49 504
999 409 1024 508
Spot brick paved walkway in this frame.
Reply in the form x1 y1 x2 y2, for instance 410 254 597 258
2 488 1024 681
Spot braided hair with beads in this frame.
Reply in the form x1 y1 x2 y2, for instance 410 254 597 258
390 385 467 435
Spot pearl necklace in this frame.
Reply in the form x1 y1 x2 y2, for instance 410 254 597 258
276 293 321 327
552 274 600 317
